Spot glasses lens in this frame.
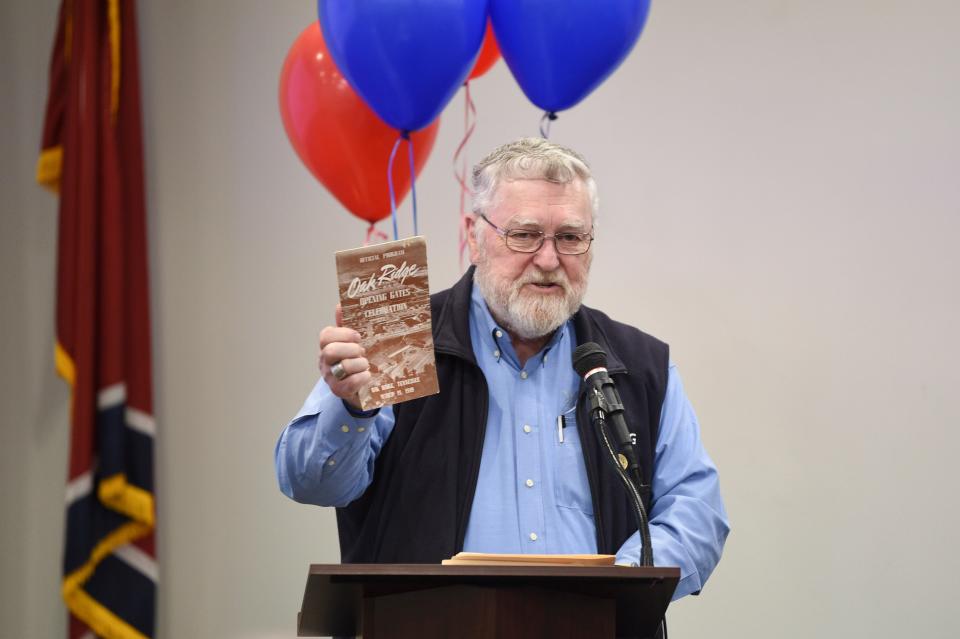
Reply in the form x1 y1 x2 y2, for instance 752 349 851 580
556 234 589 254
505 230 543 252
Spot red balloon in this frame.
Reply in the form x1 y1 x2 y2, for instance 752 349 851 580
279 23 440 223
468 19 500 80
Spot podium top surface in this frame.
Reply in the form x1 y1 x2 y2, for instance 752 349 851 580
298 563 680 637
306 562 680 581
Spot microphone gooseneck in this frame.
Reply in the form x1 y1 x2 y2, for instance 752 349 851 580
572 342 654 567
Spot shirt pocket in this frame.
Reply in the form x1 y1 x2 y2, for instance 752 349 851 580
552 413 594 516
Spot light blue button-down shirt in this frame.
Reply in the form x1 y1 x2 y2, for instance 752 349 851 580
276 284 729 600
462 282 595 554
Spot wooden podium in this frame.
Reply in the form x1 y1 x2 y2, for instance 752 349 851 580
297 563 680 638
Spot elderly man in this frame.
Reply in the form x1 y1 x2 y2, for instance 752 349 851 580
275 138 728 600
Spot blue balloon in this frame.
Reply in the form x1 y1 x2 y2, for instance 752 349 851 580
491 0 651 113
318 0 488 132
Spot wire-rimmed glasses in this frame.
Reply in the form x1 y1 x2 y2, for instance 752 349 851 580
478 214 594 255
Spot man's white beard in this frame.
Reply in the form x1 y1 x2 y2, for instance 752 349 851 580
473 258 588 341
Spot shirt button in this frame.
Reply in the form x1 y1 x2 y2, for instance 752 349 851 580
357 426 365 433
495 330 503 338
493 349 500 358
529 532 538 541
520 371 528 380
525 479 534 488
327 458 336 466
341 425 350 433
522 424 532 433
543 354 549 363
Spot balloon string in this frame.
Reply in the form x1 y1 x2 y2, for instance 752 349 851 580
454 81 478 270
365 223 388 245
387 133 403 241
539 111 558 139
406 132 418 236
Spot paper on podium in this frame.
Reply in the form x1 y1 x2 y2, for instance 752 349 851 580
442 552 617 567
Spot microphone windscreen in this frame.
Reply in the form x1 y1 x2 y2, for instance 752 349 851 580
572 342 608 377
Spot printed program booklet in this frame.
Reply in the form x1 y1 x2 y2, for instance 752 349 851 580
335 236 439 411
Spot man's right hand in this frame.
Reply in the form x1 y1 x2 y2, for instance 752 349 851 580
318 304 370 411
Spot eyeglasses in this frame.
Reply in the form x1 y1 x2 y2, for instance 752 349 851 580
478 214 594 255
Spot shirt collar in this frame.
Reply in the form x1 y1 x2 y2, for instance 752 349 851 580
469 279 569 369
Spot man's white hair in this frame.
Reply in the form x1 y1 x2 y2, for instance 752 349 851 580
471 137 599 246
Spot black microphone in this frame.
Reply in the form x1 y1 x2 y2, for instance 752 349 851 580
572 342 640 475
573 341 654 568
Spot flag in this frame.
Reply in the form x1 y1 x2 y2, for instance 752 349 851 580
38 1 157 637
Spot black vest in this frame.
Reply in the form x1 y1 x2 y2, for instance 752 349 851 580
336 268 669 563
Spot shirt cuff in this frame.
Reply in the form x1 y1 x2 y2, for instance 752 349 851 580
343 400 380 419
282 390 381 467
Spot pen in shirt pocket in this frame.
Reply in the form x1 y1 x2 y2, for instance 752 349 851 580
557 405 575 444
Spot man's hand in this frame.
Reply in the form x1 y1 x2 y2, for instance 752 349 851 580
318 304 370 410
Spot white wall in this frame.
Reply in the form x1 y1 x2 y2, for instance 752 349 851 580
2 1 958 637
